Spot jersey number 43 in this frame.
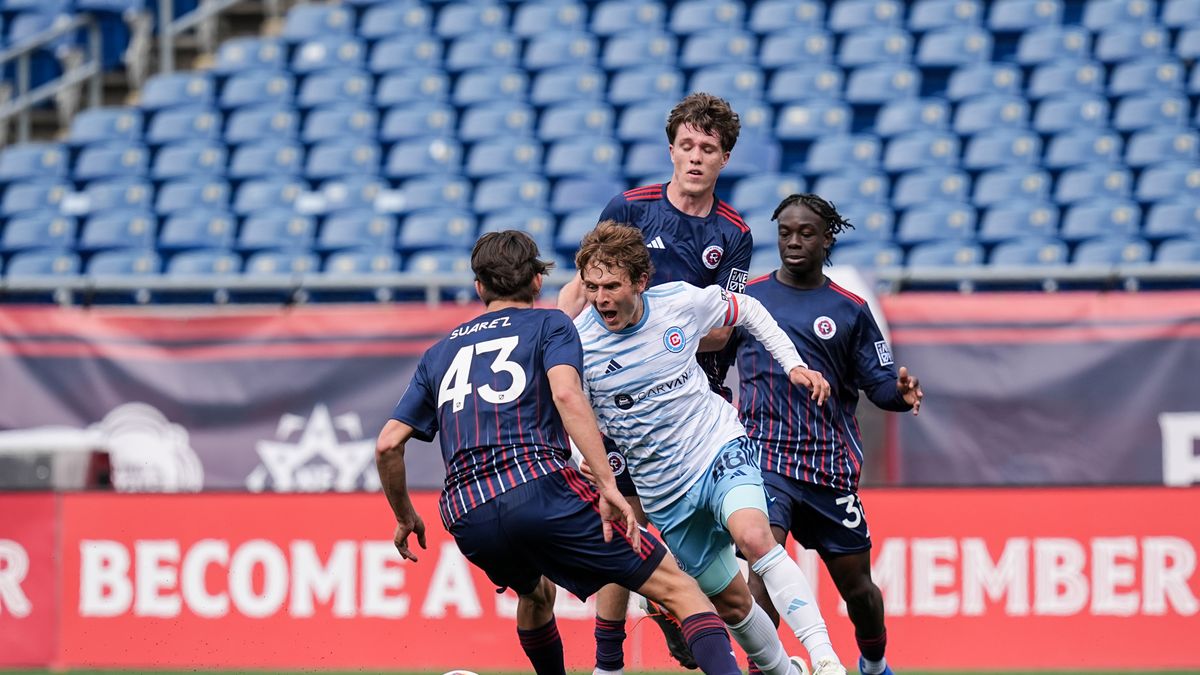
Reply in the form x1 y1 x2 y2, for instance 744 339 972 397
437 336 527 412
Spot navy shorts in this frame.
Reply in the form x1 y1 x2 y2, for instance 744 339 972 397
605 436 639 497
761 471 872 558
450 467 666 599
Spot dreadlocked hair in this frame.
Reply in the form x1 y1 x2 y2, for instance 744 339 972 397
771 193 855 265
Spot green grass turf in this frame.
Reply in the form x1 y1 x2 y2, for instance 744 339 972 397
4 671 1200 675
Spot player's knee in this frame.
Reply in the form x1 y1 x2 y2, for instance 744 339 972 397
732 523 777 562
523 577 557 613
841 578 882 616
710 582 753 625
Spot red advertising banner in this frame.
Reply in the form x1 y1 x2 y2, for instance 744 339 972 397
58 488 1200 670
0 493 58 667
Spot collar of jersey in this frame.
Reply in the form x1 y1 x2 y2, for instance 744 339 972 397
592 295 651 335
661 181 715 220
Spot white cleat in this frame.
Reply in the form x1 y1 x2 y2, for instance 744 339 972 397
811 657 847 675
789 655 812 675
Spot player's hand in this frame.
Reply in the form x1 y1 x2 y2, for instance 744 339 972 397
597 485 641 551
788 366 831 405
897 366 923 415
577 457 597 484
393 514 426 562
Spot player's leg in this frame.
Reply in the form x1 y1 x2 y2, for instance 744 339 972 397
745 524 788 675
824 552 890 675
516 576 568 675
702 558 804 675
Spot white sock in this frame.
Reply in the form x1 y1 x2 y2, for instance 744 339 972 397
727 602 795 675
860 656 887 675
751 545 839 664
593 668 623 675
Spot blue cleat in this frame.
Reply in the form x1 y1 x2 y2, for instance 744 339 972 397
857 656 893 675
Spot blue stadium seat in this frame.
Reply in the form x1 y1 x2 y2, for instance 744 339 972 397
915 26 991 66
1094 25 1168 63
319 176 386 214
480 208 558 253
446 32 519 73
404 249 473 274
224 106 298 146
473 173 550 214
759 29 833 68
906 240 984 269
742 209 777 248
141 73 214 111
1164 0 1200 26
244 250 319 276
146 107 222 146
830 241 904 269
291 35 366 74
839 27 912 67
1056 165 1132 205
1 180 69 217
750 0 824 34
78 209 157 252
546 136 624 178
220 70 294 110
953 94 1029 135
892 168 969 209
1014 25 1090 65
670 0 745 34
368 34 442 74
689 64 765 101
592 0 665 36
1144 199 1200 239
828 0 903 33
1125 128 1199 167
5 249 81 278
1136 162 1200 203
384 138 461 178
166 249 243 277
835 204 895 245
513 1 586 37
1044 129 1123 169
883 131 960 172
459 101 534 143
316 210 397 251
1060 199 1141 240
228 141 303 180
973 166 1050 207
358 2 432 40
896 201 977 243
376 68 449 107
306 139 381 180
963 129 1041 170
680 29 757 69
1073 236 1152 266
1110 58 1185 97
453 67 529 107
233 178 307 216
213 37 284 75
1113 92 1188 132
156 178 230 215
1083 0 1158 30
609 65 685 106
776 100 852 140
1 213 75 253
731 173 806 213
303 105 378 144
946 63 1021 101
1032 93 1110 133
524 31 597 72
466 138 544 179
281 4 353 43
237 211 316 251
623 142 673 180
844 63 920 104
151 141 226 181
908 0 983 31
0 143 67 184
322 249 400 275
803 134 881 175
812 171 889 204
542 101 614 143
158 211 236 252
1155 237 1200 264
1027 60 1104 100
397 208 477 252
74 143 149 183
732 99 775 139
379 102 455 143
989 237 1069 266
297 69 372 109
557 208 600 253
768 64 844 103
531 65 606 107
69 107 142 146
988 0 1062 30
725 136 781 177
435 3 509 38
550 175 627 215
86 249 162 278
401 175 473 212
1179 27 1200 60
601 31 678 70
82 178 152 214
875 98 950 137
978 201 1059 242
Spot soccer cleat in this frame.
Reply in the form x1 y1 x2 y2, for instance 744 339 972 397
857 656 893 675
812 657 848 675
789 655 812 675
642 598 698 669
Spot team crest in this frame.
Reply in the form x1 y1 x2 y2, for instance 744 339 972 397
813 316 837 340
702 245 723 269
607 450 626 476
663 326 686 353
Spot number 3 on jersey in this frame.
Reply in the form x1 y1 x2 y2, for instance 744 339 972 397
437 336 528 412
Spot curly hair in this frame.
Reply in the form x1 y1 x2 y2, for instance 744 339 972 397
471 230 554 303
575 220 655 285
772 193 856 265
665 93 741 153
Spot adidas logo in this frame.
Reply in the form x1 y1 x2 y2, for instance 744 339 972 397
786 599 808 614
605 359 623 374
647 236 666 250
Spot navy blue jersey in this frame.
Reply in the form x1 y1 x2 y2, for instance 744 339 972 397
732 273 910 491
391 307 582 529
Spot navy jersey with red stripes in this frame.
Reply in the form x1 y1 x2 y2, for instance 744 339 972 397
731 274 911 491
391 307 581 529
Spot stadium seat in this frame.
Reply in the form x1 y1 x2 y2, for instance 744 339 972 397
82 178 152 214
452 67 529 108
759 29 834 68
601 31 678 71
828 0 903 33
1043 129 1122 170
908 0 983 31
1126 128 1199 168
400 175 473 212
157 211 236 252
1094 25 1168 63
670 0 745 34
74 143 149 184
1032 93 1110 134
731 173 806 213
1083 0 1158 30
896 201 977 243
145 107 222 146
316 210 397 251
623 142 673 180
835 203 895 244
725 136 781 177
1 180 70 217
906 240 984 269
166 249 243 277
397 209 477 252
1155 237 1200 263
513 1 586 37
550 175 626 215
768 64 845 103
838 27 912 67
776 101 852 139
86 249 162 278
1179 27 1200 60
1164 0 1200 26
989 237 1069 266
322 249 400 276
1136 162 1200 203
466 138 543 179
151 141 226 181
732 100 775 139
812 171 889 205
297 69 372 109
281 4 353 43
543 101 615 143
1072 237 1152 266
379 102 456 143
435 2 509 39
804 135 881 175
220 70 294 110
291 35 367 74
1109 58 1185 97
224 106 298 146
229 141 303 180
303 105 378 144
608 65 685 106
844 63 920 104
319 176 386 215
831 241 904 269
1 213 76 252
213 37 285 75
689 65 765 102
244 250 319 276
233 178 307 216
376 68 449 108
524 31 597 72
915 26 991 66
480 208 558 253
237 211 316 251
306 139 382 180
358 2 432 40
749 0 824 33
556 208 601 253
531 65 606 107
1026 60 1104 100
1060 199 1141 240
404 249 473 275
892 168 969 209
1014 25 1090 65
973 166 1050 207
1144 199 1200 239
141 72 214 111
446 32 519 73
591 0 666 36
460 101 535 143
1113 92 1188 132
963 129 1041 170
875 98 950 138
473 174 550 214
546 136 624 178
882 131 960 173
988 0 1062 30
78 209 157 252
946 63 1022 101
680 29 758 69
156 178 230 215
953 95 1029 135
368 34 442 74
69 107 142 146
978 201 1059 242
0 143 67 184
384 138 461 179
1056 165 1132 205
5 249 81 278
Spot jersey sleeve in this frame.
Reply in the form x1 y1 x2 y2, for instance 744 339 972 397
390 357 439 442
597 193 631 225
690 283 741 331
541 310 584 374
716 228 753 293
853 305 911 411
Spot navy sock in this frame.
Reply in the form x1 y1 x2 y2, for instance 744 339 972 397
856 628 887 662
594 616 626 671
681 612 740 675
518 617 566 675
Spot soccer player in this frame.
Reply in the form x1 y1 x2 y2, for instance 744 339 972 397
376 231 743 675
557 92 753 672
573 221 848 675
730 194 924 675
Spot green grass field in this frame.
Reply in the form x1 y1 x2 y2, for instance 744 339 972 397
6 671 1200 675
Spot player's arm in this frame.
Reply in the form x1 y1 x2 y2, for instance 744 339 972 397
546 364 640 550
375 419 426 562
855 311 923 415
557 275 587 318
698 326 732 352
700 222 753 353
